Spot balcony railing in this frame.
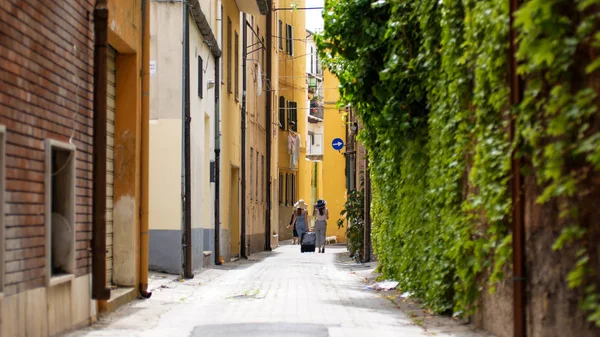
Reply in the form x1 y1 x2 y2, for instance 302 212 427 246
308 102 324 122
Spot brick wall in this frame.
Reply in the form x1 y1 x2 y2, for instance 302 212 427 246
0 1 95 296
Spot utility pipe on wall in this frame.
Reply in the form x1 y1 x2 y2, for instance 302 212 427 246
264 6 273 251
240 13 248 258
92 0 111 300
139 0 152 298
214 56 221 265
182 1 194 279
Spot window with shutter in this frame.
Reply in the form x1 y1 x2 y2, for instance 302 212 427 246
286 24 294 56
198 56 203 98
278 20 283 50
227 17 232 93
235 32 239 99
279 96 286 130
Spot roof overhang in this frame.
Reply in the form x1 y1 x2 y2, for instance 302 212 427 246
236 0 269 16
189 0 222 58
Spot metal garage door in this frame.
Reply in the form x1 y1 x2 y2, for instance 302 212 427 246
106 46 116 286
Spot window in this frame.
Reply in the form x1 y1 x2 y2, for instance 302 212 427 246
286 24 294 56
261 155 265 202
198 56 203 98
289 174 296 205
220 6 224 84
256 150 259 201
45 140 76 285
287 101 297 131
0 126 5 294
235 32 239 99
250 148 253 200
310 47 314 74
279 173 284 205
279 96 286 130
278 20 283 50
227 17 232 93
285 173 290 206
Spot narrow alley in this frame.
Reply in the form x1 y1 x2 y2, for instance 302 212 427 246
2 1 599 336
66 244 492 337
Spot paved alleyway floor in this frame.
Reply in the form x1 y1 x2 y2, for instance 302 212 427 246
66 243 496 337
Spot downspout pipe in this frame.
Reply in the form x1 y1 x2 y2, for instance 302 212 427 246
240 13 248 258
214 57 221 265
509 0 526 336
264 6 273 251
92 0 111 300
139 0 152 298
182 1 194 279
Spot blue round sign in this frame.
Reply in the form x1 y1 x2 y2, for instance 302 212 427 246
331 138 345 151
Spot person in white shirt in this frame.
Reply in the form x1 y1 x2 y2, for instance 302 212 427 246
313 199 329 253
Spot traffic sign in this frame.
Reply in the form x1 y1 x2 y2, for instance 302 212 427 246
332 138 345 151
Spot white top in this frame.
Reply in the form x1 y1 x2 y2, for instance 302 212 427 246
315 208 328 221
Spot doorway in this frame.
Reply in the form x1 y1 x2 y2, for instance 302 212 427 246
230 167 240 257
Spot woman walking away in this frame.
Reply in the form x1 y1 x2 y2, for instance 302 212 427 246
314 199 329 253
291 200 309 243
287 212 299 244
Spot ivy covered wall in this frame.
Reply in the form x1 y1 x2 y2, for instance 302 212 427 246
316 0 600 336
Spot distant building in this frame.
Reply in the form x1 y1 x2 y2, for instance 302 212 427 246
148 0 220 275
276 0 308 240
305 30 325 212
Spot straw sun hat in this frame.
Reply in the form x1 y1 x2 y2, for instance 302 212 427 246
294 199 307 209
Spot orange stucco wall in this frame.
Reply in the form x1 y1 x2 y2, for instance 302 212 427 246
107 0 144 287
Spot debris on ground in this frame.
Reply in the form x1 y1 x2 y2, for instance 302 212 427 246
363 280 399 291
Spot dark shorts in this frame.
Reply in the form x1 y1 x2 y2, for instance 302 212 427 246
293 226 298 237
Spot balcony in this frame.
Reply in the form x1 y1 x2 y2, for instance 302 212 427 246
308 101 324 123
306 133 324 161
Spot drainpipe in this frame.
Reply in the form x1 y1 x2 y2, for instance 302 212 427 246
214 56 221 265
139 0 152 298
509 0 526 336
240 13 248 258
92 0 111 300
182 1 194 279
264 7 273 251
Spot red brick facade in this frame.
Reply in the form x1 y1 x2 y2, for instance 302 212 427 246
0 1 95 296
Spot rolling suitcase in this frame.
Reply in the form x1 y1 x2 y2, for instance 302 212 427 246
300 232 316 253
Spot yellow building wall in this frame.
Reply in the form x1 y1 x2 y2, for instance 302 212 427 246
107 0 144 289
220 0 242 259
322 70 347 243
245 12 269 253
276 1 308 237
270 1 281 243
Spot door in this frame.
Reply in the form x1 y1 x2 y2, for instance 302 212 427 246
106 46 116 286
230 167 240 257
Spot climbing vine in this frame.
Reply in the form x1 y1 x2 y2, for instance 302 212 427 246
337 188 365 261
514 0 600 325
317 0 600 325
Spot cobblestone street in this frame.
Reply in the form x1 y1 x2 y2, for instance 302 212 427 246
66 244 494 337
